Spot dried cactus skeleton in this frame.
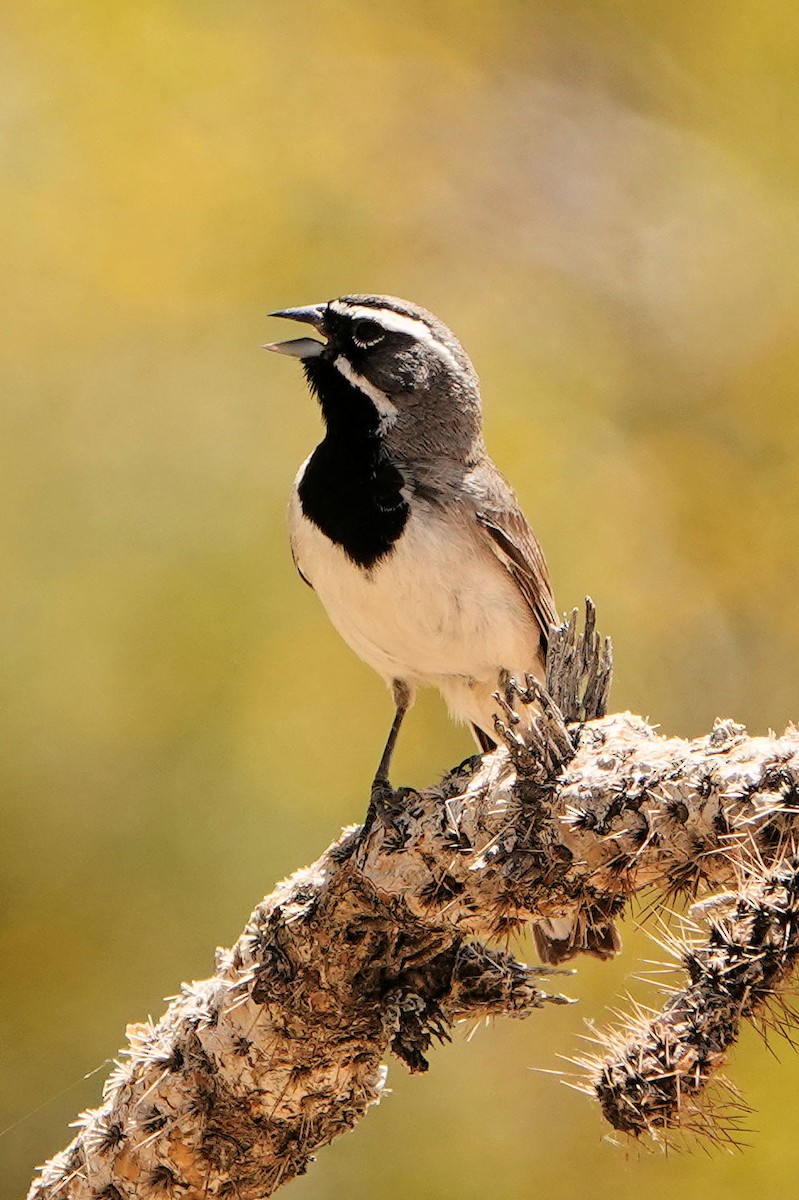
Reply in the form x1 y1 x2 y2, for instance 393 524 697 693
27 601 799 1199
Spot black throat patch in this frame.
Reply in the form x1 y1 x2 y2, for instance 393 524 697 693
297 358 409 569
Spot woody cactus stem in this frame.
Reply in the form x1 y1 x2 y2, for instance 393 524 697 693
29 854 565 1200
26 602 799 1198
593 858 799 1140
546 597 613 724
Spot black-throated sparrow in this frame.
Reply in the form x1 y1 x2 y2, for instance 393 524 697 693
266 295 615 962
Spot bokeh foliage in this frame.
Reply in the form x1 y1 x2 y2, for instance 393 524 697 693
2 1 799 1196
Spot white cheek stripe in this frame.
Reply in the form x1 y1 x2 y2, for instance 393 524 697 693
333 355 398 426
293 451 312 488
328 300 461 373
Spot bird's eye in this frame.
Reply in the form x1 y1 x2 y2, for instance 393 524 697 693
351 319 385 348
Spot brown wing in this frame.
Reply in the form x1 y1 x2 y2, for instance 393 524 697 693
473 472 557 654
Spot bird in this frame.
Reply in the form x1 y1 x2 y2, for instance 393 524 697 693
265 294 619 964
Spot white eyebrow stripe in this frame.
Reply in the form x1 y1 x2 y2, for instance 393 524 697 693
328 301 461 372
333 355 398 428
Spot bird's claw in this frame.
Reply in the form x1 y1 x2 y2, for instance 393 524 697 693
370 775 396 813
360 776 397 840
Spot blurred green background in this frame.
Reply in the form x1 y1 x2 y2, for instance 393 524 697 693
3 1 799 1196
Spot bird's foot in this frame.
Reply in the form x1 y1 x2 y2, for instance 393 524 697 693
357 772 391 840
370 774 396 813
360 775 396 840
360 777 418 848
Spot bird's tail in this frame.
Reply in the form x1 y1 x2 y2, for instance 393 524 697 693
533 910 622 965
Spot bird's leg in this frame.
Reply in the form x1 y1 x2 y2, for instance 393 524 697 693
364 680 412 829
372 679 412 799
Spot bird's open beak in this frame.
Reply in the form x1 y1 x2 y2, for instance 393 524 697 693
263 336 325 359
269 305 326 329
263 305 327 359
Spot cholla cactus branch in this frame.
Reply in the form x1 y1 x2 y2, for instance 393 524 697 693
593 857 799 1141
546 598 613 723
26 606 799 1198
493 673 575 779
26 838 567 1200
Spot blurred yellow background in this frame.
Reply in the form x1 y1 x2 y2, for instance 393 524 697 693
3 1 799 1196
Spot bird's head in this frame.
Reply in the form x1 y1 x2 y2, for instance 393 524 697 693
265 295 483 468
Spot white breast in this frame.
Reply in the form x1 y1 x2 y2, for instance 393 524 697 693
288 483 544 733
